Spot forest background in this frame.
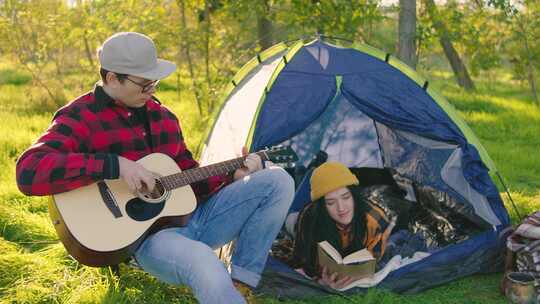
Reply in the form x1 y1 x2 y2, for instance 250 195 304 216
0 0 539 303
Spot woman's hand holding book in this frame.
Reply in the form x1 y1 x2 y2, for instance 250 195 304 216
317 266 359 290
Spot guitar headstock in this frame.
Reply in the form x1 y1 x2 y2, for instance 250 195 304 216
258 145 298 164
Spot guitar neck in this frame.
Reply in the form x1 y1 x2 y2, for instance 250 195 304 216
160 151 268 190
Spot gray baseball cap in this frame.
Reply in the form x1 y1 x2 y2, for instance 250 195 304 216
98 32 176 80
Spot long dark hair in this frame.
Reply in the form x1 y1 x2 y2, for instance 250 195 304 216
292 185 368 277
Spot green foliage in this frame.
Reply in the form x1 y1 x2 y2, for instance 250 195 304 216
283 0 384 42
0 0 396 116
417 0 507 76
1 60 539 302
0 0 76 104
0 1 539 303
458 3 506 75
0 0 538 106
500 2 540 83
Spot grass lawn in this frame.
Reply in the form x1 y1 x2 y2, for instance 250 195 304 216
0 65 538 303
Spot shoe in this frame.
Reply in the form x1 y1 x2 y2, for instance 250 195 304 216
233 279 258 304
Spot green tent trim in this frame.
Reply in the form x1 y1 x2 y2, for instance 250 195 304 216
350 42 497 174
205 38 497 177
200 42 289 153
245 40 304 150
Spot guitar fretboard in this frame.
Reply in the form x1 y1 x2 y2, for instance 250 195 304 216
159 151 267 191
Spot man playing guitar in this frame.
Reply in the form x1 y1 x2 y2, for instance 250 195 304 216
16 32 294 304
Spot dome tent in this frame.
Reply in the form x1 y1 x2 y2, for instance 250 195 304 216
200 38 511 297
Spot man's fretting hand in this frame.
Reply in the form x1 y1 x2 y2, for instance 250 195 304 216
233 147 263 181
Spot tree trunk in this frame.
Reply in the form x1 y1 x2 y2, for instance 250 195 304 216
176 0 203 115
256 0 273 50
424 0 475 91
203 0 214 112
204 0 211 89
526 65 539 106
439 36 475 91
83 30 95 68
515 14 540 106
76 0 95 69
398 0 417 69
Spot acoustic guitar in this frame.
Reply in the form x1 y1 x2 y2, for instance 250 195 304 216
49 146 298 267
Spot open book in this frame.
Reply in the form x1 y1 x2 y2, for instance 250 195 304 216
317 241 376 279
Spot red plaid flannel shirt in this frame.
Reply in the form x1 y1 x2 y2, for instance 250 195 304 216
16 86 231 199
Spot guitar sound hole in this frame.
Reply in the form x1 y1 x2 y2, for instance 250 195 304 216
125 198 165 221
138 179 169 203
143 180 165 200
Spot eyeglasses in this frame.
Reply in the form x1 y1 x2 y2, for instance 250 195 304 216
124 77 159 93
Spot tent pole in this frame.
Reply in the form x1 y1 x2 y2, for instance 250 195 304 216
496 172 523 222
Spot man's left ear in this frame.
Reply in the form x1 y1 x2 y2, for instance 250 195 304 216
106 72 119 88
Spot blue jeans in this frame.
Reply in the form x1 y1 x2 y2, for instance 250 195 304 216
134 167 295 304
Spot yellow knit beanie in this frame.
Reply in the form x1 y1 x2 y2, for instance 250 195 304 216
310 162 359 201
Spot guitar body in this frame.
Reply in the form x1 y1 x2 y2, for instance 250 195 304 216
49 153 197 267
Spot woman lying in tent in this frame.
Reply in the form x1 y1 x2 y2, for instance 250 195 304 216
290 162 396 290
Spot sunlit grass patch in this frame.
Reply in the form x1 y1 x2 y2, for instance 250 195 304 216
0 61 538 303
0 241 66 301
486 142 540 193
107 264 198 304
0 199 57 251
464 111 498 124
0 109 52 198
399 274 506 304
260 274 506 304
447 92 505 115
0 241 114 304
0 237 19 254
0 68 32 86
503 191 540 222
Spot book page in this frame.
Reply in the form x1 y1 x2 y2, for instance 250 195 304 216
318 241 343 264
342 248 374 265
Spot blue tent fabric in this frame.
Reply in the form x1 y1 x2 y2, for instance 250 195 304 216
259 174 505 297
252 41 389 150
383 228 501 280
239 40 511 297
281 92 383 169
251 72 336 151
377 228 505 294
288 168 314 213
376 124 498 225
284 41 391 76
259 230 504 297
252 40 395 150
341 74 509 226
250 41 508 226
